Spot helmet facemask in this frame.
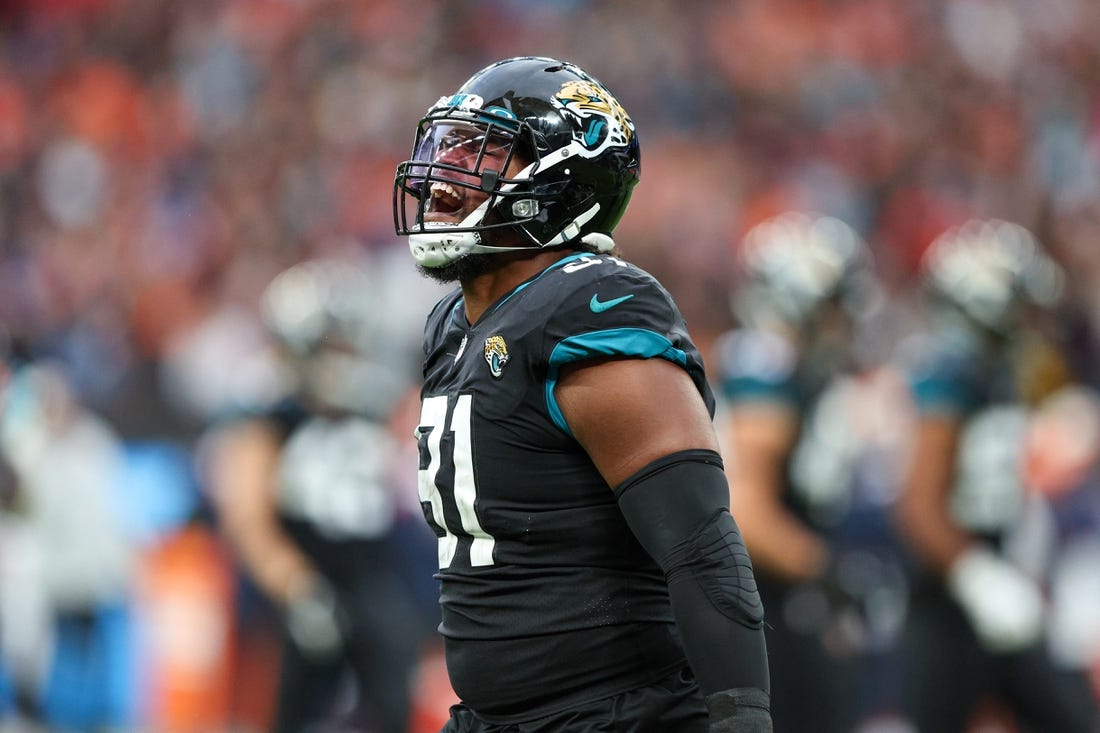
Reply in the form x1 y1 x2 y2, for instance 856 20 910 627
395 111 551 267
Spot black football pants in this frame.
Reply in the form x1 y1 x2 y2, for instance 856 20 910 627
439 665 709 733
273 565 424 733
899 581 1099 733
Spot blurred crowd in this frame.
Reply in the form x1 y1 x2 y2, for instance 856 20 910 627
0 0 1099 732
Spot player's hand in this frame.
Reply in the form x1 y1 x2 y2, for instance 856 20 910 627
818 550 866 615
284 575 348 661
947 546 1045 653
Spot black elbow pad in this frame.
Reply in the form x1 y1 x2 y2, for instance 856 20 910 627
666 506 764 629
614 450 764 629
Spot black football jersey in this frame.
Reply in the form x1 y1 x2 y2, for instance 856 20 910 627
260 401 399 585
416 252 715 716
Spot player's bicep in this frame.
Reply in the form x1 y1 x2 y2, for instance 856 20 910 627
899 414 962 515
556 356 719 489
207 419 283 527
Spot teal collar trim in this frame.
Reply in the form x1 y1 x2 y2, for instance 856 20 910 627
491 252 594 314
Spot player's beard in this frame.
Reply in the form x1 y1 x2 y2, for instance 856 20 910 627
416 251 503 285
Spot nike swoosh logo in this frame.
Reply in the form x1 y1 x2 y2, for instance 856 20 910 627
589 293 634 313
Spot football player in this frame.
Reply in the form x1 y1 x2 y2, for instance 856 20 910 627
393 56 771 732
716 213 910 732
205 257 427 733
893 219 1100 732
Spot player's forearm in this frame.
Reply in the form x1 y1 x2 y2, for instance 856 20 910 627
895 417 972 574
895 488 973 575
615 450 771 695
732 489 828 581
225 517 315 604
251 539 316 604
665 565 771 693
725 408 820 581
209 420 317 604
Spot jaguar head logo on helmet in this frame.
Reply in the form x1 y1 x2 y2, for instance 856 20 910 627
393 56 641 278
551 79 635 154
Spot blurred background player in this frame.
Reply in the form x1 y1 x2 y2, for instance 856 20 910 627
716 213 913 733
893 219 1100 732
203 257 431 733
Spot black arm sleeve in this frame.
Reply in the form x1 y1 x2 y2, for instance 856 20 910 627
614 449 770 696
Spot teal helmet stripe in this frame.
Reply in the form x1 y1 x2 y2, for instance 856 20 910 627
545 328 689 435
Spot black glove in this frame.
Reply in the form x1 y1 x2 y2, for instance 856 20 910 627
284 575 349 661
706 687 772 732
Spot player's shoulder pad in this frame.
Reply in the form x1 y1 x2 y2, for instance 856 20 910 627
894 326 987 414
529 254 713 434
213 396 305 440
524 253 681 340
715 327 799 387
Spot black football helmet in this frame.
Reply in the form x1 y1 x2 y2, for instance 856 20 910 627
922 219 1064 335
394 56 641 267
260 258 414 418
732 212 877 331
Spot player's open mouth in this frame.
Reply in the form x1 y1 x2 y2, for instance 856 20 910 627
427 181 465 216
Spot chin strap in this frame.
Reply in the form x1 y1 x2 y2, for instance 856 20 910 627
411 194 616 266
412 228 618 268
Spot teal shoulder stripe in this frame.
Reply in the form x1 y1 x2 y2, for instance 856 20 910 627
545 328 689 435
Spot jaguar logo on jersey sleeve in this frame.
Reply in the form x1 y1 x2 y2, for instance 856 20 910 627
484 335 510 379
552 80 635 154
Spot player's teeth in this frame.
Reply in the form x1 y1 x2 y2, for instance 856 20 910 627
431 183 459 199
